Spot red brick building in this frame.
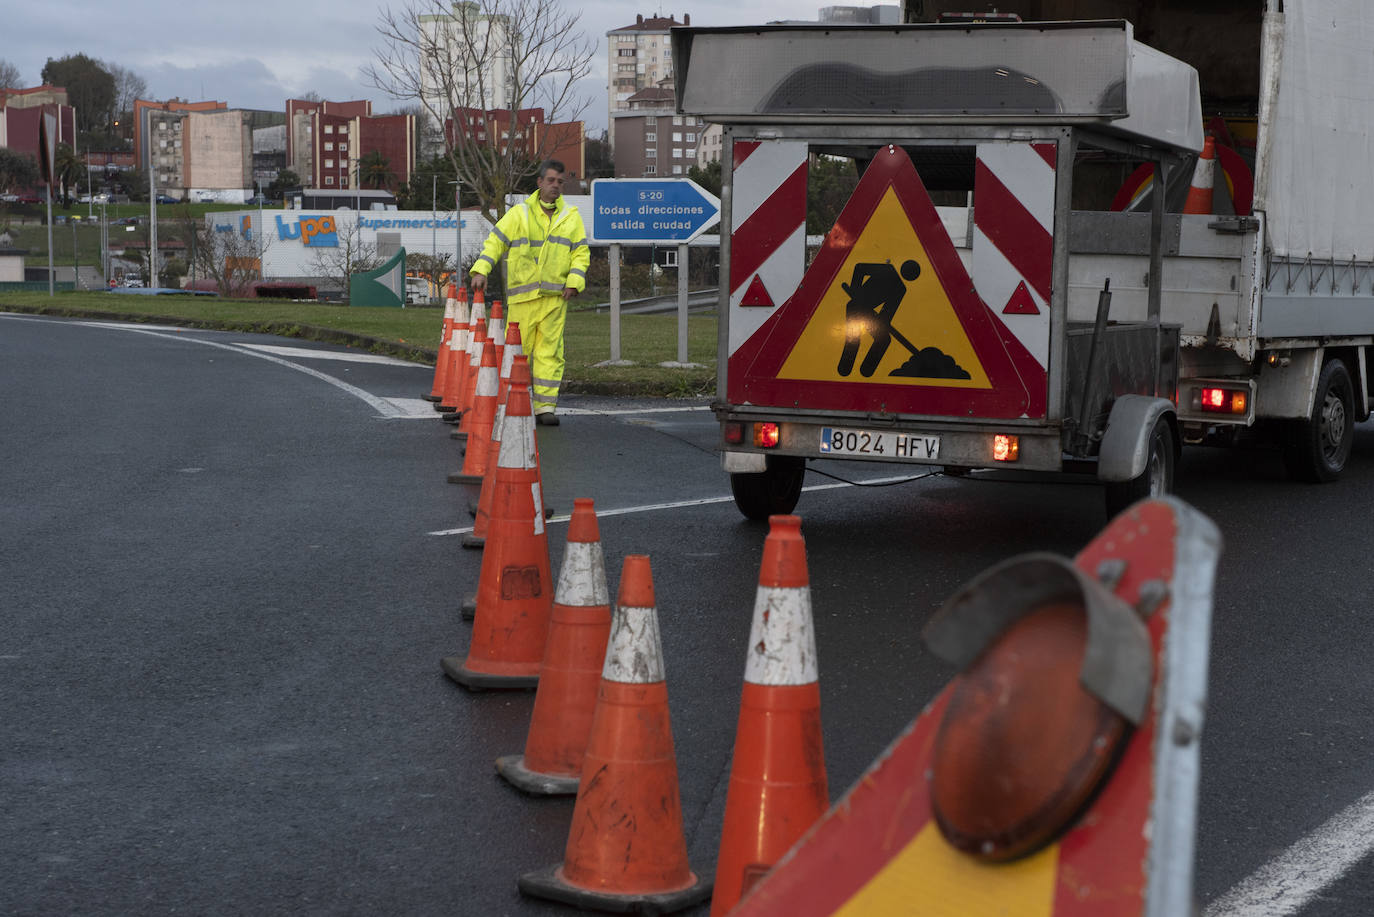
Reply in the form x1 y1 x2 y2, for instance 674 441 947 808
444 107 586 184
286 99 415 194
0 86 77 179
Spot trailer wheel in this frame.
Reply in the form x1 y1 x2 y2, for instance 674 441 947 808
1283 358 1354 483
730 456 806 521
1104 417 1174 519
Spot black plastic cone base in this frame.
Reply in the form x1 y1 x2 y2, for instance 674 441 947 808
449 472 483 485
519 864 711 915
450 429 468 441
441 655 538 691
442 411 461 423
495 755 580 796
421 392 442 402
436 403 457 413
461 533 485 550
461 595 476 620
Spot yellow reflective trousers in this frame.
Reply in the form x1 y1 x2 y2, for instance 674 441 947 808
510 293 567 415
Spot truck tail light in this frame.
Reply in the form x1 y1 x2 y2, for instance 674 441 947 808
723 422 745 444
1199 387 1247 415
993 434 1019 462
754 422 781 448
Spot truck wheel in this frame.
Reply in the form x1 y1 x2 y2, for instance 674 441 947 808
730 456 806 521
1104 417 1174 519
1282 358 1354 483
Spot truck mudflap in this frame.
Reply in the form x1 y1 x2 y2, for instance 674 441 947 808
726 143 1051 421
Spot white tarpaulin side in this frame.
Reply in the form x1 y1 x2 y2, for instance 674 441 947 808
1265 0 1374 260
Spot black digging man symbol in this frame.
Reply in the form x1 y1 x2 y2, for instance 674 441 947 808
835 258 971 380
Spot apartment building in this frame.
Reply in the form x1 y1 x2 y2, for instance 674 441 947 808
0 86 76 167
611 86 704 178
445 107 586 185
286 99 415 195
605 13 688 152
418 2 516 149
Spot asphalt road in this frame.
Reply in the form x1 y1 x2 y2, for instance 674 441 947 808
4 313 1374 916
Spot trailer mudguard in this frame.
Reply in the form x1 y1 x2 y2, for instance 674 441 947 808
1098 395 1177 482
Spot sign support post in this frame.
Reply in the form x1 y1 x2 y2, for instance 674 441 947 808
608 243 623 364
676 243 689 364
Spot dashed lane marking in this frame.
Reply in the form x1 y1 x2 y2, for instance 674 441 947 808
237 343 426 367
1204 789 1374 917
426 474 920 535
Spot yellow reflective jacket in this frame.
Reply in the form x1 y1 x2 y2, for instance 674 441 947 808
470 191 590 305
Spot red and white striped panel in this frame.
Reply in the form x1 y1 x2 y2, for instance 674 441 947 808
972 142 1056 371
728 140 808 356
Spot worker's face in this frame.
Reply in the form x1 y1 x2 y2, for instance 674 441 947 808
537 168 565 204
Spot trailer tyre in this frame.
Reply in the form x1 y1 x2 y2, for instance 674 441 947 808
1283 358 1354 483
730 456 806 521
1104 417 1174 519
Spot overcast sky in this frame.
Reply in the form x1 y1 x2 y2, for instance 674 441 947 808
3 0 831 135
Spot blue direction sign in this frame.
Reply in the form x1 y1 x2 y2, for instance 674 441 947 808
590 179 721 244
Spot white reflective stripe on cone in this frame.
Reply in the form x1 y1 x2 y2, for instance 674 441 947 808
603 605 666 684
498 413 536 470
475 365 499 396
489 404 506 443
532 482 545 535
555 541 609 607
744 586 819 686
500 346 516 379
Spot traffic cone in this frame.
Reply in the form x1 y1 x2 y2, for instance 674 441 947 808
496 498 611 795
486 299 506 370
444 318 488 425
423 283 457 402
1183 136 1216 215
462 326 527 553
519 555 712 912
449 338 500 487
711 514 829 915
437 289 477 413
441 369 551 690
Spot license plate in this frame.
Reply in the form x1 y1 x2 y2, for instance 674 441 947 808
819 427 940 459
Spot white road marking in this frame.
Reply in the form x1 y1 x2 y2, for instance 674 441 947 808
237 343 425 367
382 397 446 419
426 474 920 536
56 321 408 418
1204 790 1374 916
560 405 711 416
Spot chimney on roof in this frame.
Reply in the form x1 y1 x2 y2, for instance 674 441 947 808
684 13 689 24
637 14 643 23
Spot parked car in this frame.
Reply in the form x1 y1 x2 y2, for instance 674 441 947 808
155 194 178 204
17 194 41 204
245 194 269 205
0 193 17 202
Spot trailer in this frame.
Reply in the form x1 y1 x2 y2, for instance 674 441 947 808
675 0 1374 519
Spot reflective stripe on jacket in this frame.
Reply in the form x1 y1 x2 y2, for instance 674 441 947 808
470 191 590 305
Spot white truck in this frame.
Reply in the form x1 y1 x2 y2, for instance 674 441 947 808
676 0 1372 518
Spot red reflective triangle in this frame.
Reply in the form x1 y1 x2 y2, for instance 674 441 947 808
728 145 1046 419
1002 280 1041 315
739 274 774 308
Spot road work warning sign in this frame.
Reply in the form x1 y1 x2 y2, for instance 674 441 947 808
727 145 1046 418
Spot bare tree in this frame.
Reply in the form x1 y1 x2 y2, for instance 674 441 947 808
309 221 381 302
177 212 272 296
0 58 22 90
366 0 594 223
105 62 148 125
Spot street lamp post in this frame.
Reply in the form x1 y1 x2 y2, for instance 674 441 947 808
449 179 462 286
256 179 266 279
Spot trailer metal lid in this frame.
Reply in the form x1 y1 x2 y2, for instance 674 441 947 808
672 20 1202 153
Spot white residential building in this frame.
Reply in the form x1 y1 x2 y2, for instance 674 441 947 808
606 13 689 153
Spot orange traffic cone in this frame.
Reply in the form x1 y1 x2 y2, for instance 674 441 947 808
423 283 458 402
463 325 527 553
449 338 500 486
711 514 829 915
1183 136 1216 215
496 498 611 794
441 369 551 690
438 289 476 413
519 555 711 911
486 299 506 368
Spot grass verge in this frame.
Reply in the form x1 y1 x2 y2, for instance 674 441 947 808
0 291 717 398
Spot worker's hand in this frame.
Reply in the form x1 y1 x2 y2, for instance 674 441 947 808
471 273 487 291
562 287 576 301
